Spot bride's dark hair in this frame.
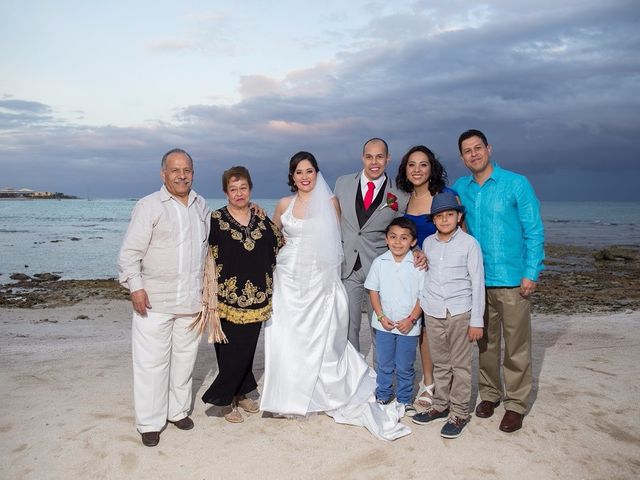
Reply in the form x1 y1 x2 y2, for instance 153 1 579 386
288 151 320 192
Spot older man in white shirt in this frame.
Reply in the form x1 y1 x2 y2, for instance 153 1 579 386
117 148 209 447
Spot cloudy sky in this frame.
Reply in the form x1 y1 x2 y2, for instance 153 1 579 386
1 0 638 200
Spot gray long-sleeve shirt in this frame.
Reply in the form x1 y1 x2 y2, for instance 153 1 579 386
117 185 209 314
420 227 485 327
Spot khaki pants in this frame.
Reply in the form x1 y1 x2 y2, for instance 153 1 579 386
478 288 532 414
425 311 473 418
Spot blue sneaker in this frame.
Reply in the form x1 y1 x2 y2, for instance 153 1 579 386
440 416 469 438
412 407 449 425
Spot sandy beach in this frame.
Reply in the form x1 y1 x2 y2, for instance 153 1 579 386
1 298 639 480
1 244 639 479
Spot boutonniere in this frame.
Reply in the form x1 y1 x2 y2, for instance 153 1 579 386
379 192 398 211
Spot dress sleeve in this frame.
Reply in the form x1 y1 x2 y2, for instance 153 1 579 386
208 215 217 246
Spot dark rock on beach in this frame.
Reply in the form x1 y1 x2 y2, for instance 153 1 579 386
533 244 640 314
33 273 62 282
10 273 31 281
0 278 130 308
593 247 635 262
0 244 638 313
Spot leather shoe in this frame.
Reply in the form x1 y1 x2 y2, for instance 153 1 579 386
169 416 194 430
475 400 500 418
141 431 160 447
499 410 523 433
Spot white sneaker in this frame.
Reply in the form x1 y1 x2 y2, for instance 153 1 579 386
403 404 417 417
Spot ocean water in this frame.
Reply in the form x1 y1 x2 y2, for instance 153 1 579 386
0 199 638 280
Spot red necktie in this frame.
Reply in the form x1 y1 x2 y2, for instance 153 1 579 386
363 181 375 210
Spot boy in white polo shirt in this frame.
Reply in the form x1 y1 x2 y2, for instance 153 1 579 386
412 191 485 438
365 217 424 417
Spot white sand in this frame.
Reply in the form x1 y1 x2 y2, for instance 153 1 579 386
1 300 639 479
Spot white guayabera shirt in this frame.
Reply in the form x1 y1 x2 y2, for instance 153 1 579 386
117 185 209 314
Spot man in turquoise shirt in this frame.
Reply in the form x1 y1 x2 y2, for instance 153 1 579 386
452 129 544 433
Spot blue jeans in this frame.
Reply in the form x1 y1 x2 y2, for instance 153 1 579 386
374 330 418 404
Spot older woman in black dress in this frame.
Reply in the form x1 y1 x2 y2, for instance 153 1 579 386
200 166 282 422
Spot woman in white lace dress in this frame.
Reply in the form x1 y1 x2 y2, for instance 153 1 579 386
260 151 410 441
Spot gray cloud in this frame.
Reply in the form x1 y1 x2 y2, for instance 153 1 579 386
1 0 639 201
0 99 52 114
0 99 54 126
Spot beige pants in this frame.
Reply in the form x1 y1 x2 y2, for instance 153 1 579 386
425 311 473 418
132 311 200 433
478 288 532 414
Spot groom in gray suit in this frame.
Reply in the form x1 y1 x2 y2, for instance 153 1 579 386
334 138 410 352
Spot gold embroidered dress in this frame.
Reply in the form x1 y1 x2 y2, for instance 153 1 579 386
201 206 282 407
211 206 281 323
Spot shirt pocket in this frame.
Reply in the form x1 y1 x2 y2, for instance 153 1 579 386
445 254 468 279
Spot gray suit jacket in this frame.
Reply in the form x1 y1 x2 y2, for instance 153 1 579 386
334 172 409 279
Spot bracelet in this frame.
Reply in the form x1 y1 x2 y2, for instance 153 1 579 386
409 316 417 325
376 312 385 320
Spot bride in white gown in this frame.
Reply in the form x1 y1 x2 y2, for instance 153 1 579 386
260 151 411 441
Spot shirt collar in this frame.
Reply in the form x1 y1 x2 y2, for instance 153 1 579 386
381 249 414 264
360 171 386 190
160 184 198 206
463 162 501 186
435 226 461 243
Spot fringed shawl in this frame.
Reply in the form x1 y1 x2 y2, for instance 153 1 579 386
189 246 228 343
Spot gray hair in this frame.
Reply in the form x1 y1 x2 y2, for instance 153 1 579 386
161 148 193 169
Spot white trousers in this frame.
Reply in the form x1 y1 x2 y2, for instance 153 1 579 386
132 311 200 433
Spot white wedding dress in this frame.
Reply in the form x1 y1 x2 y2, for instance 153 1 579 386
260 198 411 441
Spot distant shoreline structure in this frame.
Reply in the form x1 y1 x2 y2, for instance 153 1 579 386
0 187 78 199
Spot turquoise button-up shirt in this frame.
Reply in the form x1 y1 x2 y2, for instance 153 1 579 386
452 164 544 287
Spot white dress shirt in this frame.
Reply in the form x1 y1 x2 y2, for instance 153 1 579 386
359 172 386 202
118 185 209 314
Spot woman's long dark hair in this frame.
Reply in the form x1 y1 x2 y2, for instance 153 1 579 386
395 145 448 195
